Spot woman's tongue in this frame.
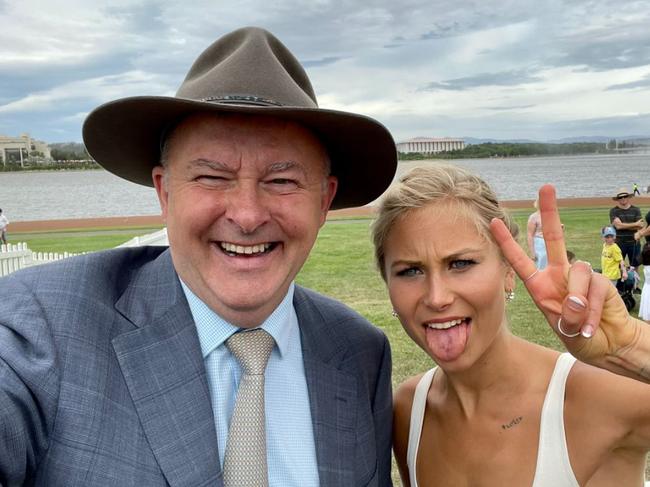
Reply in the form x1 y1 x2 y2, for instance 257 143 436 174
425 320 470 362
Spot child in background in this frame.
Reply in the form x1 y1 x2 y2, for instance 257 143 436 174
601 226 627 285
639 245 650 321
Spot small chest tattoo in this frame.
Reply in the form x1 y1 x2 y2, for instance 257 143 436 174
501 416 523 430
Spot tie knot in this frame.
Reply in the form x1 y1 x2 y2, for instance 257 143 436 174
226 329 275 375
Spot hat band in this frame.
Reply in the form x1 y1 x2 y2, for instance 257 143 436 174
158 95 286 153
201 95 284 107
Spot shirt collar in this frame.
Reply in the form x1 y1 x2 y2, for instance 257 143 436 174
181 280 295 359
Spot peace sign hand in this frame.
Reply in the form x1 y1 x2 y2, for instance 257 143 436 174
490 185 642 374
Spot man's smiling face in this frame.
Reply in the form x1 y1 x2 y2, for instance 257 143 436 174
153 113 338 327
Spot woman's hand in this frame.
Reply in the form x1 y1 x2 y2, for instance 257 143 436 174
490 185 645 376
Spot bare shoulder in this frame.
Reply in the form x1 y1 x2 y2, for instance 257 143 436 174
565 358 650 475
566 358 650 436
567 358 650 404
395 373 426 404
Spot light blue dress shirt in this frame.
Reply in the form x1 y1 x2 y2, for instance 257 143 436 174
181 281 320 487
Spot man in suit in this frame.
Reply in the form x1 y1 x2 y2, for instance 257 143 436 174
0 27 396 486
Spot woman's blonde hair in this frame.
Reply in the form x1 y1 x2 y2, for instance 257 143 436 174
371 164 519 280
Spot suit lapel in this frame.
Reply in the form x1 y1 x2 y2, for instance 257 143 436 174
295 287 358 487
112 251 222 487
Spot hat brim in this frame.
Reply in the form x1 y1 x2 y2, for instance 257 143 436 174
613 194 633 200
82 96 397 210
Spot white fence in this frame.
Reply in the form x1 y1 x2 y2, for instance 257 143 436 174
0 242 81 278
0 227 167 277
117 228 168 247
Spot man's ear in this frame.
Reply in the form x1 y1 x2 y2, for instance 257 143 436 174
319 176 338 227
152 166 169 221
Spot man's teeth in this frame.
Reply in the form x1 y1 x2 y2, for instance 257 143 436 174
427 318 465 330
220 242 272 255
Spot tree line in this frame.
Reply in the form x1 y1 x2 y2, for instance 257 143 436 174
398 142 630 160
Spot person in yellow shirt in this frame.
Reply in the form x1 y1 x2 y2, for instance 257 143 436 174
601 226 627 285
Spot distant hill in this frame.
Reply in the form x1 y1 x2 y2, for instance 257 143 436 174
463 137 538 145
549 135 650 144
463 135 650 145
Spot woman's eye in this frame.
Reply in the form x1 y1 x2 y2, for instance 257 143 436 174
450 259 475 270
396 267 422 277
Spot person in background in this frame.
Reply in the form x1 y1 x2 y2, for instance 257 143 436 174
639 245 650 321
610 188 643 271
601 226 627 286
0 27 396 486
633 208 650 245
373 164 650 487
633 182 641 196
0 209 8 245
527 198 547 269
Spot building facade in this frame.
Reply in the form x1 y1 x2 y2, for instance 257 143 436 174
0 133 51 166
397 137 465 154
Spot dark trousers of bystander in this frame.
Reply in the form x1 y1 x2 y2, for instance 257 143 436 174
618 239 641 268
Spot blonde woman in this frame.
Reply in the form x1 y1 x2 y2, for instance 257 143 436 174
372 165 650 486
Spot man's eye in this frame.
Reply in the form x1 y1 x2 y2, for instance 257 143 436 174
450 259 475 270
196 175 227 183
263 178 299 192
396 267 422 277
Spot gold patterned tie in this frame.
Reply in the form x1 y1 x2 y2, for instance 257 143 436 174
223 329 275 487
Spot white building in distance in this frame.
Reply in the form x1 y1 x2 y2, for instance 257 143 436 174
397 137 465 154
0 133 51 166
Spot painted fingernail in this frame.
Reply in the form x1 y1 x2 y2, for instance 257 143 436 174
581 325 594 338
568 296 586 310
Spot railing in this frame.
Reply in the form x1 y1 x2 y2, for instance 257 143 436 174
0 242 81 278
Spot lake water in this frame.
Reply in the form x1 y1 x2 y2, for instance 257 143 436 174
1 153 648 221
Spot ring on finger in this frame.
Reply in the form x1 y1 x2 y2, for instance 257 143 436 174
557 317 581 338
524 269 539 282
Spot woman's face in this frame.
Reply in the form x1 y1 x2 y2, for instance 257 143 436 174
383 202 514 370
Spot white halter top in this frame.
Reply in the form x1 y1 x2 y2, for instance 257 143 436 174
406 353 579 487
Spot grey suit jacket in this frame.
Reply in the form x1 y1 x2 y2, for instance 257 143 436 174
0 247 392 486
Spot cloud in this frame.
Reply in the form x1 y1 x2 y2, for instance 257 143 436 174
2 0 650 143
483 104 537 111
303 56 344 68
0 70 172 114
606 74 650 91
420 70 543 91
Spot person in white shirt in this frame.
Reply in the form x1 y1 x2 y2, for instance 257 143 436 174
0 209 9 245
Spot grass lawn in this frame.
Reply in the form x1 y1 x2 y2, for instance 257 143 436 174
9 226 164 253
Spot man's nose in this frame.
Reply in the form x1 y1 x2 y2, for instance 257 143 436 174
225 182 271 234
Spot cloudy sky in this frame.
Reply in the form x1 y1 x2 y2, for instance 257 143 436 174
1 0 649 144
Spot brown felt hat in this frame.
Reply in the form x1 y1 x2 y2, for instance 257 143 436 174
82 26 397 209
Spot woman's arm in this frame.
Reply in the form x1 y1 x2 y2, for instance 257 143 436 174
568 361 650 461
491 185 650 383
